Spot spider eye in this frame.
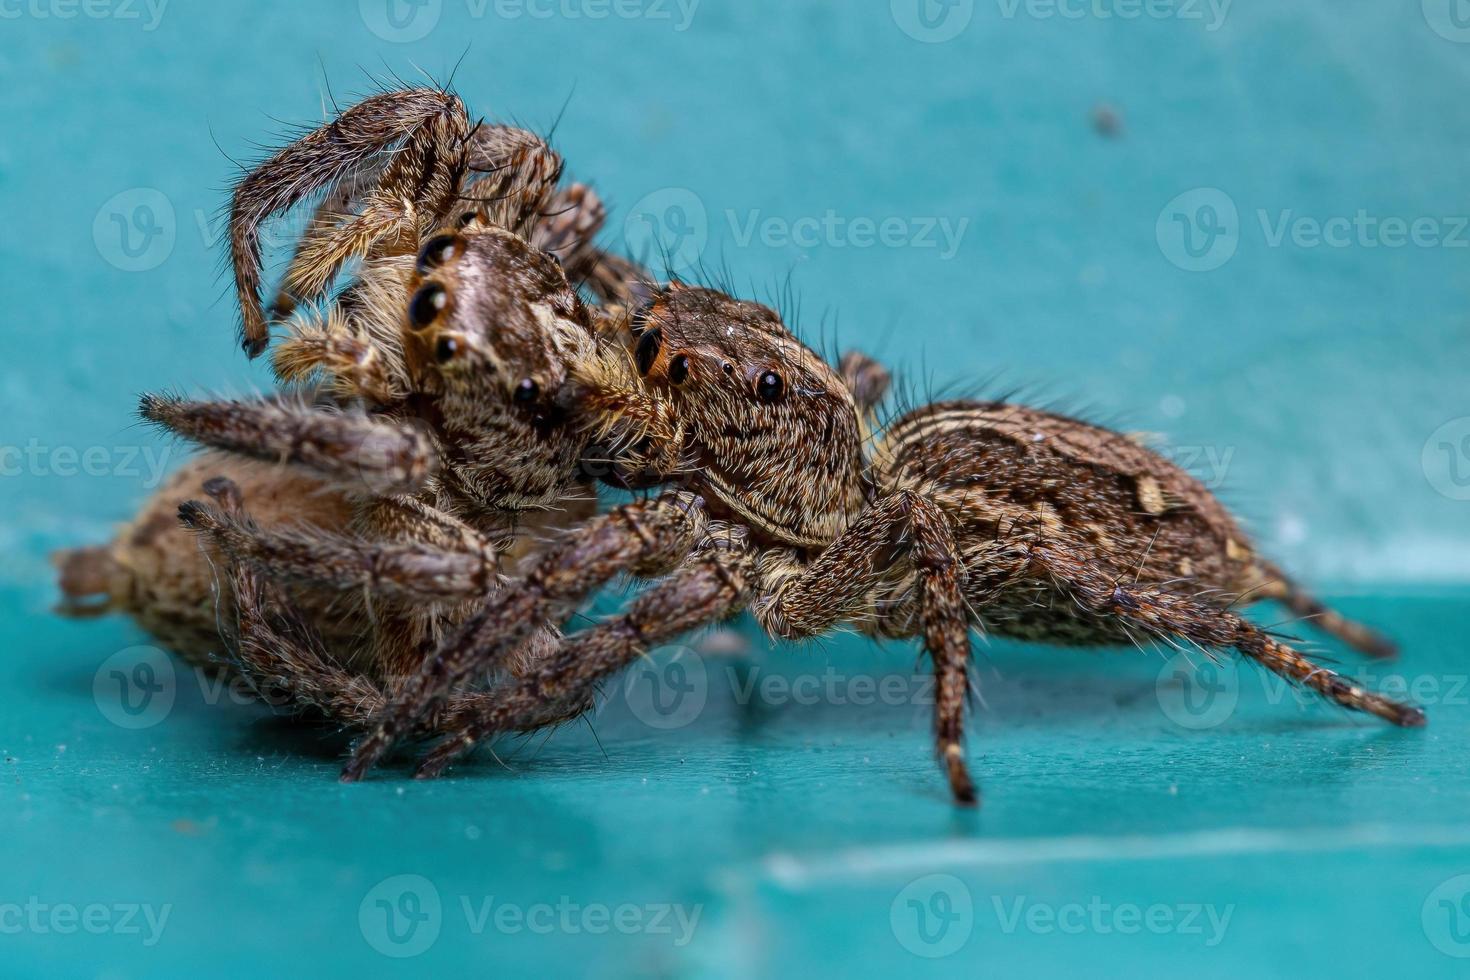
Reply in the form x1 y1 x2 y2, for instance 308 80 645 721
456 211 478 228
756 370 784 403
635 328 661 376
668 355 690 385
416 234 462 274
435 336 459 364
515 378 539 403
409 283 448 329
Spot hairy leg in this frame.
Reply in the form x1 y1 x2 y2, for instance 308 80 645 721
341 490 708 781
1025 542 1425 727
751 490 978 804
201 478 581 732
270 306 401 405
231 87 472 356
838 350 892 421
463 123 566 239
140 393 434 495
1254 560 1397 660
178 495 500 604
414 527 756 778
907 498 978 804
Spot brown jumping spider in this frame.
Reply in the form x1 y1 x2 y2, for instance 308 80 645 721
63 86 640 731
340 283 1422 804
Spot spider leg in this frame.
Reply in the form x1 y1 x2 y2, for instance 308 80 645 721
340 489 708 782
529 182 658 309
838 350 892 419
751 491 980 805
231 88 471 356
200 477 579 733
270 305 400 405
177 497 499 604
413 527 756 779
908 498 978 804
1252 560 1398 659
273 189 425 315
1025 542 1425 727
461 123 565 238
139 393 434 495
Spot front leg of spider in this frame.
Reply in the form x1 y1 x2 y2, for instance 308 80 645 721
140 394 435 496
230 88 474 356
340 490 709 781
413 526 757 778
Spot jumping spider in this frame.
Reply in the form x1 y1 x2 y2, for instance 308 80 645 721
62 86 639 730
340 282 1421 804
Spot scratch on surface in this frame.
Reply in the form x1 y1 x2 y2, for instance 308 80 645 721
761 825 1470 890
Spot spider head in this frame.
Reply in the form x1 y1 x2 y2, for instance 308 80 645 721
400 227 596 507
618 283 868 548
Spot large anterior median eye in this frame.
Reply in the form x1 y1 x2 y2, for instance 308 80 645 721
635 328 661 376
409 283 447 329
756 370 784 403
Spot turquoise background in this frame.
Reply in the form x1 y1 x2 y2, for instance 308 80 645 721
2 1 1469 977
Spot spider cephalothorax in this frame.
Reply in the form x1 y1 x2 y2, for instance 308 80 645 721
579 284 870 547
230 86 567 357
342 282 1421 805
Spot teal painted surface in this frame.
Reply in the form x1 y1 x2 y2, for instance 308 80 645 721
2 1 1469 977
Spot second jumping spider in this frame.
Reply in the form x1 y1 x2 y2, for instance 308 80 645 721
343 282 1422 804
106 86 641 730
